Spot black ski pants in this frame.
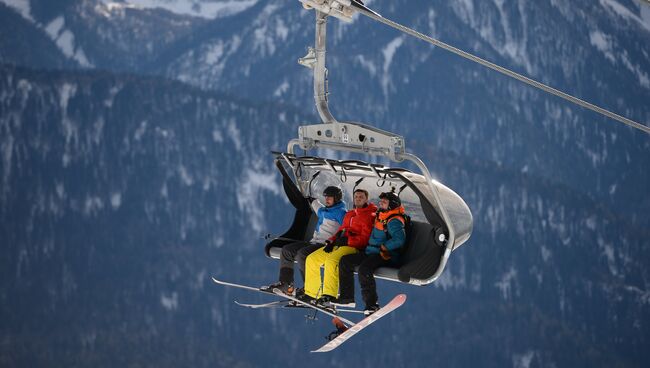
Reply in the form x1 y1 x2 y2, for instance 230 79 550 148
339 253 391 307
278 241 322 285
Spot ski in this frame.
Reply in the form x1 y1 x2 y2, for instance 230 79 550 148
235 300 365 314
211 277 356 324
234 300 291 309
212 276 405 348
271 289 355 326
212 277 277 296
311 294 407 353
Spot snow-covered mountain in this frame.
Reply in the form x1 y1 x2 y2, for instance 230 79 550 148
1 64 647 367
1 0 649 367
147 0 650 218
3 0 648 215
0 64 303 366
99 0 259 19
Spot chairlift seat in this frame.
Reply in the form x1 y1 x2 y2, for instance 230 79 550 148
267 219 442 282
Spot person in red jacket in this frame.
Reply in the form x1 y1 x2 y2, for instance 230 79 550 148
300 189 377 307
327 188 377 250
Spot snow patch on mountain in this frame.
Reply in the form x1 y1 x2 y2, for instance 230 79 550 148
451 0 533 73
252 5 283 57
160 292 178 311
273 80 289 97
211 128 223 143
434 255 470 291
427 8 437 36
227 119 242 151
493 0 533 74
110 192 122 209
104 0 258 19
624 285 650 306
495 266 518 300
95 1 139 17
381 37 404 96
589 30 616 63
512 350 537 368
104 86 122 108
600 0 650 32
59 82 79 167
598 235 619 276
0 0 33 21
173 35 242 88
44 16 93 68
619 51 650 88
134 120 148 141
540 245 551 262
590 29 650 88
204 41 225 65
1 133 13 203
382 37 404 75
84 195 104 216
178 165 194 186
237 167 282 233
642 3 650 26
59 82 77 112
355 55 378 77
452 0 475 24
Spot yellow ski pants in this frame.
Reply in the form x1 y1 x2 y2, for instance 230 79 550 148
304 246 359 298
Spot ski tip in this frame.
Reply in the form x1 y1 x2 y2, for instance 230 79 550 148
211 276 221 284
311 347 333 353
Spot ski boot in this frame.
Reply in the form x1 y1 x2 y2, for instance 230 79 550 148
260 281 294 296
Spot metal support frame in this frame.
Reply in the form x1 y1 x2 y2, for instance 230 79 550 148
298 122 405 161
312 11 338 124
300 0 355 22
290 2 461 284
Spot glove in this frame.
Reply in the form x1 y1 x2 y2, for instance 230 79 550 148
323 240 335 253
332 236 348 247
306 196 316 203
379 245 391 260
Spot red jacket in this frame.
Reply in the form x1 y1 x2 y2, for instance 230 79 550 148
328 203 378 250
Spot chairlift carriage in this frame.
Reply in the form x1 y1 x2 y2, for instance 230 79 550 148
263 1 473 286
265 153 473 285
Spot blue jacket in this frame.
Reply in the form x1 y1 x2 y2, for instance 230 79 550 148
311 200 347 243
366 217 406 264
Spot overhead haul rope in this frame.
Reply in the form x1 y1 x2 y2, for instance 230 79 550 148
351 1 650 135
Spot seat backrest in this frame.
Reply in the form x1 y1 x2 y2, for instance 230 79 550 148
396 220 443 283
264 198 317 257
400 221 433 264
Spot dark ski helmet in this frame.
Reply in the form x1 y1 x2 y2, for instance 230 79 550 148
379 191 401 210
323 186 343 203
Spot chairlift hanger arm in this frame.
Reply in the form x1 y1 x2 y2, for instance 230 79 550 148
304 0 650 135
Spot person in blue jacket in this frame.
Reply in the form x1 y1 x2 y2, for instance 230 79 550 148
339 191 406 315
261 186 347 295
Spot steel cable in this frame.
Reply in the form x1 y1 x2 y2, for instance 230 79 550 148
351 2 650 135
